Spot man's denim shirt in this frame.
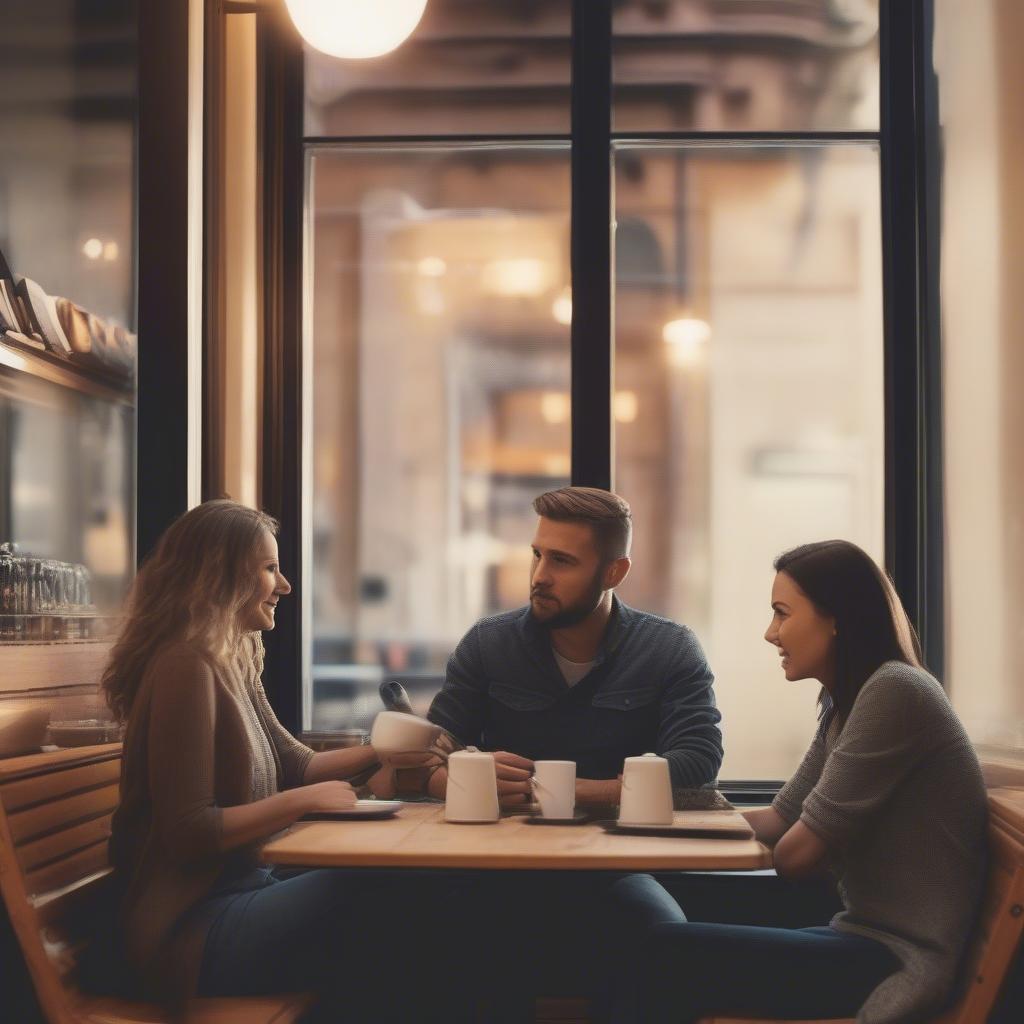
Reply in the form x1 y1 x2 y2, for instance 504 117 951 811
428 597 724 787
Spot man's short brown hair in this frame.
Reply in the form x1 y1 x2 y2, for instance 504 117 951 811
532 487 632 562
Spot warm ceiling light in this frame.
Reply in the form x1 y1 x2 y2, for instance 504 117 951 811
284 0 428 60
102 242 119 262
541 391 570 425
552 287 572 325
482 258 550 298
417 256 446 277
663 316 711 367
82 238 103 260
613 390 638 423
544 454 571 477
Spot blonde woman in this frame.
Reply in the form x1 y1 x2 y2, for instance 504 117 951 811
103 500 464 1021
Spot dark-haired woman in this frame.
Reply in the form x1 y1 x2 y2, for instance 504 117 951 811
601 540 987 1024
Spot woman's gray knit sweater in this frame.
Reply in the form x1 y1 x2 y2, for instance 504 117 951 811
773 661 988 1024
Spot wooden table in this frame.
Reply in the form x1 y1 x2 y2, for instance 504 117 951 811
262 803 772 872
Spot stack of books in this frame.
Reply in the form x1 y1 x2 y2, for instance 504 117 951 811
0 244 135 385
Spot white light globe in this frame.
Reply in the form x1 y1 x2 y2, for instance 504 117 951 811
284 0 428 60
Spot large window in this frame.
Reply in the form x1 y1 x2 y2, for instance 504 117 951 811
303 0 884 780
308 145 571 727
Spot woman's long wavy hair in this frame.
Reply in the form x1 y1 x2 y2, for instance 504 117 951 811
774 540 923 731
102 500 279 722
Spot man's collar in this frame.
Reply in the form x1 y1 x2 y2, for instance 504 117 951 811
604 594 634 654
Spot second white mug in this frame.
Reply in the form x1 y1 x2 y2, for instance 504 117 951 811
618 753 674 825
531 760 576 819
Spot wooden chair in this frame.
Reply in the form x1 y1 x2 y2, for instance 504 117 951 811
0 744 312 1024
535 789 1024 1024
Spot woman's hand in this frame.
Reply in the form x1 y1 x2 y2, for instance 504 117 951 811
220 782 356 850
299 780 358 814
366 750 443 799
742 806 790 847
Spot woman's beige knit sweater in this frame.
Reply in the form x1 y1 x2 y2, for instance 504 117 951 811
109 636 314 999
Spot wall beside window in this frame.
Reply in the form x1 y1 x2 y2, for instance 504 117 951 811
935 0 1024 757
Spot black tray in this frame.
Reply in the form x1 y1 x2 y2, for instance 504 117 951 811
523 811 591 826
595 817 754 839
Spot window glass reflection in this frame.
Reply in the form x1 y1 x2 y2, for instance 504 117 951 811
0 0 137 636
305 0 572 138
0 1 137 329
1 383 133 629
614 143 884 778
613 0 879 132
308 146 570 729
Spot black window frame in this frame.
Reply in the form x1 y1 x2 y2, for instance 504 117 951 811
242 0 941 771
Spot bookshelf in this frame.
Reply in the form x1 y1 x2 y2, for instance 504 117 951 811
0 336 134 406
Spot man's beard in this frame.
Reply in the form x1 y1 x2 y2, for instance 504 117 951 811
529 568 606 629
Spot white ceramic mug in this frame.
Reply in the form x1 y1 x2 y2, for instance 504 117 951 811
618 753 674 825
531 760 576 819
369 710 443 757
445 750 500 823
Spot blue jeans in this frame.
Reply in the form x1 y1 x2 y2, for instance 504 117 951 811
467 871 626 1023
196 866 478 1022
601 874 900 1024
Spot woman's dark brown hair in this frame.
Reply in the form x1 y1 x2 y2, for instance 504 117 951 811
774 539 923 728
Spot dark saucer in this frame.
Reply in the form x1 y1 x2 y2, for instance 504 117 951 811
523 811 591 826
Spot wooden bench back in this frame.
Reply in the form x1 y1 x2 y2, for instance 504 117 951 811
0 744 122 1024
941 788 1024 1023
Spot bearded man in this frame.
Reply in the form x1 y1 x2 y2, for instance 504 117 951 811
426 486 724 808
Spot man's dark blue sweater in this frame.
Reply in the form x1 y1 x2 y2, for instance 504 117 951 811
428 596 724 787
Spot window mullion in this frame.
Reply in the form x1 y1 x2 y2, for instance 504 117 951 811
570 0 613 490
879 0 942 675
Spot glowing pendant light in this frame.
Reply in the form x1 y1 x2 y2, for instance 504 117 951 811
284 0 428 60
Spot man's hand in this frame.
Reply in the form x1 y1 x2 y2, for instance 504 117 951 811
492 750 534 807
576 776 622 808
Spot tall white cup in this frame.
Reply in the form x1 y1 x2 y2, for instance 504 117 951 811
618 753 674 825
445 750 500 823
531 760 576 819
